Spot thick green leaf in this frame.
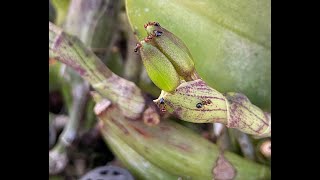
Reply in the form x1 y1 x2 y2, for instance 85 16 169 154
51 0 71 26
126 0 271 110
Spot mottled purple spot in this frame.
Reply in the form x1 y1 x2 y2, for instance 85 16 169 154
129 124 150 138
53 35 63 49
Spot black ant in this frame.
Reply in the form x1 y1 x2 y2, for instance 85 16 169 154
158 98 166 112
196 99 212 108
134 43 142 52
153 30 163 37
144 21 161 28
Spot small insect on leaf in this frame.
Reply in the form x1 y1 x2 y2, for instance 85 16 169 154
201 99 212 105
154 30 163 37
159 98 165 104
159 98 167 112
134 43 142 53
196 103 203 108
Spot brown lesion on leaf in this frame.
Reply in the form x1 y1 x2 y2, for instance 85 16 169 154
212 153 237 180
110 117 130 135
143 105 160 126
167 139 192 152
96 103 131 135
128 124 151 138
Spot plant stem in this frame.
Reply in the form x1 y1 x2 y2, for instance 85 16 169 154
123 35 143 82
64 0 121 61
59 83 89 146
101 122 180 180
50 1 122 171
94 93 271 180
49 82 89 174
49 22 145 119
232 129 256 161
49 19 270 179
155 80 271 137
53 114 69 131
215 124 233 152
